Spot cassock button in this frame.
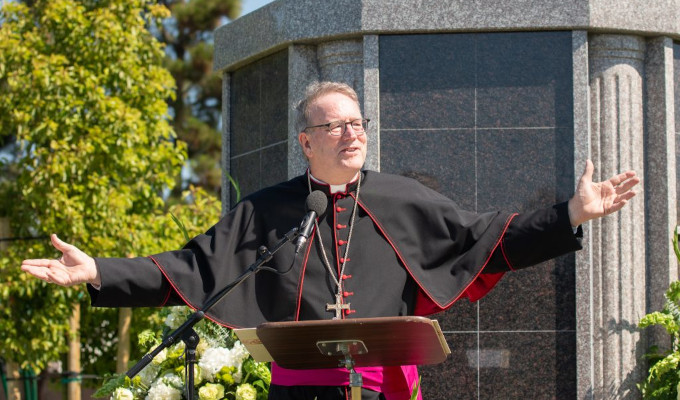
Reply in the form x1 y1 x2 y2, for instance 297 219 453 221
342 274 352 280
336 206 347 212
337 239 347 246
344 309 356 316
336 224 347 230
339 257 350 263
343 291 354 297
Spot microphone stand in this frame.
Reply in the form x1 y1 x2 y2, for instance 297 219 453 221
125 226 300 400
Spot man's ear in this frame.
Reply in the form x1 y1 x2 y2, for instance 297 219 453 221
298 131 312 158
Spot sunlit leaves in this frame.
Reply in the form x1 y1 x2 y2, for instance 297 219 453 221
0 0 194 371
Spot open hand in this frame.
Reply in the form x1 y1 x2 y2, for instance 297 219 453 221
568 160 640 227
21 234 100 287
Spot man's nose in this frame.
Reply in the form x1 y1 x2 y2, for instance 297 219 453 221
342 122 358 139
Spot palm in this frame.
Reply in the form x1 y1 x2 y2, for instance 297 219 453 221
21 234 97 287
569 160 639 226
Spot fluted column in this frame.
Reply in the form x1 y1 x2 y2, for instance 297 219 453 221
588 34 646 399
317 40 364 101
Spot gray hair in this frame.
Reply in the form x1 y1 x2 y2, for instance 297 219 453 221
294 81 360 133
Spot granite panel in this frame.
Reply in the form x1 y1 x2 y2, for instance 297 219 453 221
379 129 477 211
476 32 573 129
419 333 477 400
260 143 289 189
478 331 576 399
230 152 260 207
675 42 680 135
231 64 261 156
675 41 680 219
476 128 574 213
259 51 289 146
479 255 576 331
379 34 476 130
438 300 478 333
231 50 289 156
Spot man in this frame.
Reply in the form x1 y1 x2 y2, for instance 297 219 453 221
22 81 639 400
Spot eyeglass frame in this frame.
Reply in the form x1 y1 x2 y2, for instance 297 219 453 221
304 118 370 136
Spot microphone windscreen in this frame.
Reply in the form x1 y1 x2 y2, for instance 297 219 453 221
305 190 328 215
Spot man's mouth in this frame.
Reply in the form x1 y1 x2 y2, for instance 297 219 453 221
340 147 359 154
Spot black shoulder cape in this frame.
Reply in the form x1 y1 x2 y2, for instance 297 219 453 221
90 171 581 328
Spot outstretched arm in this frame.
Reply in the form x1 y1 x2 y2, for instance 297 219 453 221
21 234 100 287
567 160 640 227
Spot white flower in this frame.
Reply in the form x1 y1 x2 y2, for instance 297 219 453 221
164 307 191 329
199 346 248 382
110 387 134 400
235 383 257 400
160 372 184 389
233 368 243 384
151 348 167 365
198 382 225 400
137 363 160 387
145 380 182 400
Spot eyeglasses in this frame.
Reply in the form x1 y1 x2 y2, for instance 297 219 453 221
305 118 370 136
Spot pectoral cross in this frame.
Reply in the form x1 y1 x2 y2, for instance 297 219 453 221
326 293 351 319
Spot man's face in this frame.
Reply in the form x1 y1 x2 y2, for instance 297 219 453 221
298 92 368 184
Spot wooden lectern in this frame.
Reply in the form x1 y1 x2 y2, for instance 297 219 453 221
235 316 451 400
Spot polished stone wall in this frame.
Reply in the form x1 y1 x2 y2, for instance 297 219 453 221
676 42 680 219
217 2 680 398
379 31 576 399
228 50 289 206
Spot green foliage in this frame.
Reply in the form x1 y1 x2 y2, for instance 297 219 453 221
638 231 680 399
93 306 270 399
0 0 190 370
158 0 241 198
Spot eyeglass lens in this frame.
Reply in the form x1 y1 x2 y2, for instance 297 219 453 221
329 119 368 135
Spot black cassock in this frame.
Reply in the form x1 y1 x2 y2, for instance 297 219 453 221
89 170 581 327
89 170 582 398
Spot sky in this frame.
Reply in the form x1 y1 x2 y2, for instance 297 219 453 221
240 0 275 17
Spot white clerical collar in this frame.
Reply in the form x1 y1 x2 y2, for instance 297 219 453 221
309 171 360 194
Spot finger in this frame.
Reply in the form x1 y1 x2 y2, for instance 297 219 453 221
614 176 640 194
50 234 68 252
607 199 628 214
22 258 61 268
21 264 52 281
608 170 637 187
580 159 594 183
614 191 637 203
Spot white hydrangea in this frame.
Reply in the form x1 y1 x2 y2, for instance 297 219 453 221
164 307 191 329
145 380 182 400
231 342 250 364
198 342 250 382
235 383 257 400
198 382 225 400
151 348 167 365
110 387 134 400
137 363 161 387
159 372 184 389
198 347 232 381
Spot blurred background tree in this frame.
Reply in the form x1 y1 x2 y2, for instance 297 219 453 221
156 0 241 200
0 0 220 397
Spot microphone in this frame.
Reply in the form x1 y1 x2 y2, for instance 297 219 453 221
294 190 328 254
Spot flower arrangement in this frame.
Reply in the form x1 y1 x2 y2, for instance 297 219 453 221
637 230 680 399
95 306 270 400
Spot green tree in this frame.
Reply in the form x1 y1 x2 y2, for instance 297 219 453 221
0 0 186 375
158 0 241 199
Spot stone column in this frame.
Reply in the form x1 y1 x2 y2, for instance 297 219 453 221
587 34 646 399
363 35 380 172
288 44 320 179
317 40 364 102
644 37 678 350
221 72 231 212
